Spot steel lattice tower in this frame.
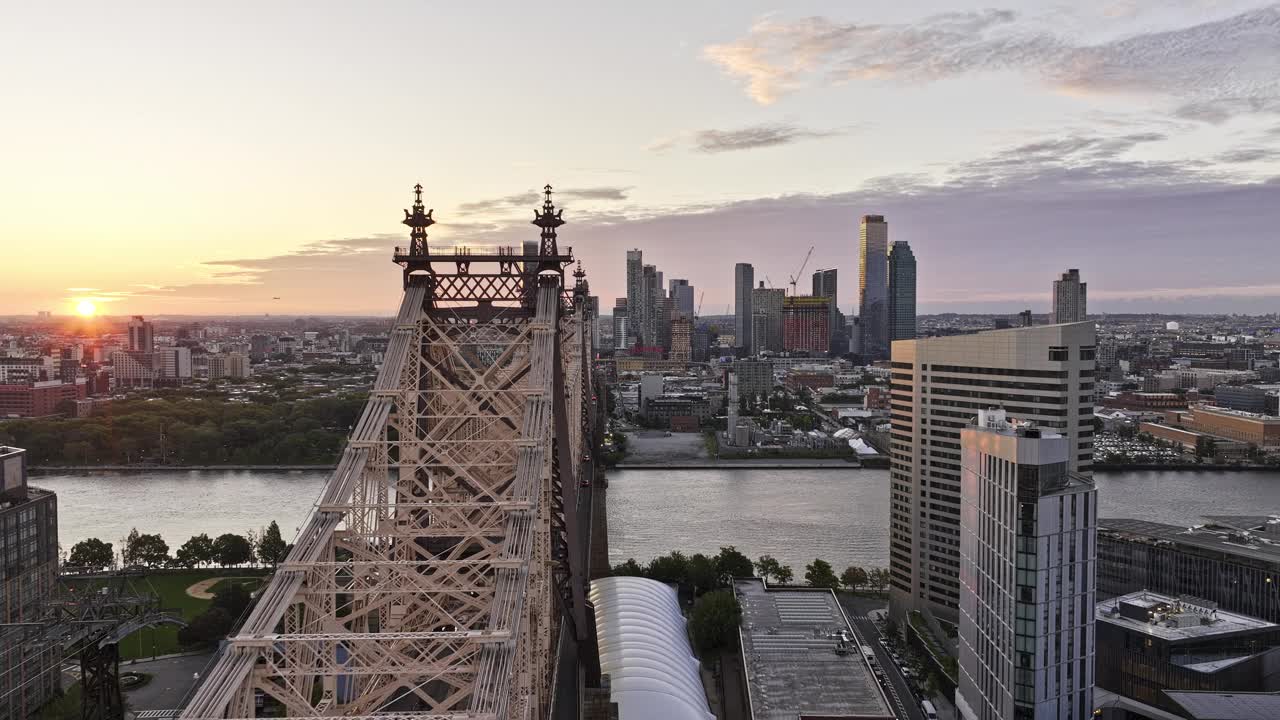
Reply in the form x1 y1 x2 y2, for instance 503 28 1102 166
181 184 595 719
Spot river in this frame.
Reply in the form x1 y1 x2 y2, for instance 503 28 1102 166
32 467 1280 572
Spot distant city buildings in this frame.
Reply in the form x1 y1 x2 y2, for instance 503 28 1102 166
859 215 890 361
889 322 1097 623
750 281 784 353
957 409 1097 720
127 315 154 352
1053 269 1088 323
625 250 644 349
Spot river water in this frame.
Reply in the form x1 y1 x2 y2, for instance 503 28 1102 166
33 468 1280 572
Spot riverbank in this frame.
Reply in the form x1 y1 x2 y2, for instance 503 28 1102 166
616 460 859 470
30 464 333 473
1092 463 1280 472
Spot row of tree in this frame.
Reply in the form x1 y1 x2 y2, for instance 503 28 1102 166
612 549 890 595
0 389 366 465
66 522 290 571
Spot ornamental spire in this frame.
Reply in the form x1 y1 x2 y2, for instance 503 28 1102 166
531 183 565 257
402 183 435 256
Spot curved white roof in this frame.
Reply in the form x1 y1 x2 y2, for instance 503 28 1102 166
589 577 714 720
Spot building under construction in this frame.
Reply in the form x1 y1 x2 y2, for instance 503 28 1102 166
0 445 60 718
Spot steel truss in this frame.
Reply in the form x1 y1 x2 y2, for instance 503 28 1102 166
182 188 593 720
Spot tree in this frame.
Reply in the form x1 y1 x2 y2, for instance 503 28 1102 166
840 566 869 593
715 546 754 583
804 558 840 589
611 558 646 577
1195 435 1217 459
177 607 233 647
775 565 794 584
213 533 254 567
646 551 689 585
120 528 141 567
754 555 782 583
689 590 742 655
212 582 254 620
686 553 720 596
67 538 113 571
257 521 288 566
176 534 216 568
867 567 890 594
132 534 170 568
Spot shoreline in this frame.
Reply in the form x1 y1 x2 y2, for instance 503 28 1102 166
29 465 333 473
614 461 862 470
1091 463 1278 473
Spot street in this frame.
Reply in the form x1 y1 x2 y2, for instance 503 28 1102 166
838 594 938 720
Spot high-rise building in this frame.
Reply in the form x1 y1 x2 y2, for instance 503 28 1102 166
750 281 785 353
670 316 691 362
889 322 1097 623
612 298 629 352
625 250 644 348
669 279 695 317
734 263 754 352
888 241 917 342
750 313 770 357
812 268 841 351
1019 309 1034 327
956 409 1097 720
156 346 192 382
641 265 660 347
588 296 601 353
1053 269 1088 323
0 446 60 719
859 215 889 360
128 315 155 353
782 296 831 355
654 296 673 351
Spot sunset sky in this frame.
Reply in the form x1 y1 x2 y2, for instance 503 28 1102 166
3 1 1278 317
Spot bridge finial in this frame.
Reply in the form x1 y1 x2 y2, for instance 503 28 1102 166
402 183 435 258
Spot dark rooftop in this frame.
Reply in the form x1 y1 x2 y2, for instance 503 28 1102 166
1165 691 1280 720
1099 517 1280 566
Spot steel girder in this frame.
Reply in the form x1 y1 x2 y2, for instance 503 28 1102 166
182 264 591 720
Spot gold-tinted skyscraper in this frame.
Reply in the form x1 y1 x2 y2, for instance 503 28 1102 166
859 215 889 360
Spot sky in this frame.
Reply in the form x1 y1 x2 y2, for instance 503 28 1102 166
2 0 1279 317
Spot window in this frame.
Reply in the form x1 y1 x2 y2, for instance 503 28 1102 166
1079 346 1096 361
1049 346 1069 362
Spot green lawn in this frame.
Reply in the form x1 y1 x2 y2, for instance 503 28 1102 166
118 570 268 661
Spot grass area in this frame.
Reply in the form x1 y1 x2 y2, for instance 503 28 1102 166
119 569 268 661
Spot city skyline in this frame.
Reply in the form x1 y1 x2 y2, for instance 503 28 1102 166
4 1 1280 317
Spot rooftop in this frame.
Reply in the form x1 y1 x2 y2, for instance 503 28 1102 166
1098 590 1276 642
1099 517 1280 566
1165 691 1280 720
734 578 891 720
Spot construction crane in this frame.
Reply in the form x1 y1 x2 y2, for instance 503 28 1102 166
764 275 774 289
695 290 704 319
788 245 815 296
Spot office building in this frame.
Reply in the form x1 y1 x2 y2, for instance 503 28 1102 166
1095 591 1280 718
0 379 87 417
110 350 155 388
128 315 155 353
1213 385 1268 414
1020 310 1034 327
782 296 831 355
669 279 695 316
1181 405 1280 448
1053 269 1088 324
588 295 600 353
735 263 754 352
0 446 60 719
157 346 192 382
640 264 660 348
1097 516 1280 624
957 409 1097 720
750 282 784 353
0 358 45 384
750 313 770 357
732 360 773 401
888 241 917 342
859 215 890 360
889 322 1097 623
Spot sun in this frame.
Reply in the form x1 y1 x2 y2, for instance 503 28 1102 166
76 300 97 317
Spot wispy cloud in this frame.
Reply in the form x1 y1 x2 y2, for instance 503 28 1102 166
456 186 632 215
1217 146 1280 163
651 123 846 154
705 6 1280 121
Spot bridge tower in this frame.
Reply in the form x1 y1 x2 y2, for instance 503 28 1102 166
182 185 597 719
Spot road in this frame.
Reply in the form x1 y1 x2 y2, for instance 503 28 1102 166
838 595 926 720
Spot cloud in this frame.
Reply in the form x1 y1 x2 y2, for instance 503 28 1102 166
649 123 846 154
1217 146 1280 163
456 186 631 215
694 123 844 153
705 6 1280 120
